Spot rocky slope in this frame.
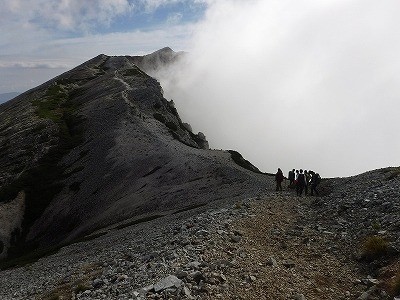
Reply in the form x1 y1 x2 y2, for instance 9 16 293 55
0 48 266 261
0 168 399 299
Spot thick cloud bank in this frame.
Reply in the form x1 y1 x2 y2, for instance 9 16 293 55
157 0 400 177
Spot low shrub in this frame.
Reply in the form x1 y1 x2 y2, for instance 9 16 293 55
361 235 388 261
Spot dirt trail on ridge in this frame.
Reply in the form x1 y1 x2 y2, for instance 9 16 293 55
203 191 368 300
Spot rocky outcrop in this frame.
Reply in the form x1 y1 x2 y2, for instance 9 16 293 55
129 47 185 75
0 192 25 259
0 49 266 260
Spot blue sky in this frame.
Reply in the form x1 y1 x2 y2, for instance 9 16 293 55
1 0 400 177
0 0 208 94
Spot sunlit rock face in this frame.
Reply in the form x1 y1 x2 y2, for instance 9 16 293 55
0 49 265 260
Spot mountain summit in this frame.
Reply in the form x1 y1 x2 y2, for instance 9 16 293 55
0 48 266 260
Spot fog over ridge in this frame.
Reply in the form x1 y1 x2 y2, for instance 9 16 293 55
154 0 400 178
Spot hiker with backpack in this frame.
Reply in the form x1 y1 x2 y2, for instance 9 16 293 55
296 169 306 196
310 171 321 196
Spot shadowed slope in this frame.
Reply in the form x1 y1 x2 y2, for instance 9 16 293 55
0 50 267 260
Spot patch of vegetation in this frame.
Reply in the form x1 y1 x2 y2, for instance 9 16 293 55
228 150 262 174
40 263 101 300
74 282 91 294
361 235 389 261
0 81 85 261
32 85 68 121
31 83 82 145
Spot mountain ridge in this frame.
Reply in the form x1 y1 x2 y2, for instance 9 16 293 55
0 49 266 261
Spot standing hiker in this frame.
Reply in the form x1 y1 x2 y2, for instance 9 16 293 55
275 168 284 191
304 170 311 195
310 171 321 196
296 169 306 196
288 169 295 187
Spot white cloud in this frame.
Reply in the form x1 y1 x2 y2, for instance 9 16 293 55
0 61 70 69
0 0 134 32
0 23 194 92
167 12 183 25
139 0 207 12
156 0 400 177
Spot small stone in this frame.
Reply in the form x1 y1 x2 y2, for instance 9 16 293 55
183 286 193 299
186 261 202 269
230 235 241 243
283 260 295 268
196 229 209 236
117 274 128 282
190 271 205 284
140 284 154 295
357 286 377 300
293 293 306 300
233 230 244 236
92 278 104 288
266 257 278 267
367 278 379 286
175 269 188 279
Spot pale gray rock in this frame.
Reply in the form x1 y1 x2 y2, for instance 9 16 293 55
153 275 182 292
266 257 278 267
293 293 306 300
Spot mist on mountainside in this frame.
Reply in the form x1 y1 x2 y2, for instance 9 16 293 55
152 1 400 178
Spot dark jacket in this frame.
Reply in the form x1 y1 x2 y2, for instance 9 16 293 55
275 170 284 183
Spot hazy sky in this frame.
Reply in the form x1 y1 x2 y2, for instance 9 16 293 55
1 0 399 177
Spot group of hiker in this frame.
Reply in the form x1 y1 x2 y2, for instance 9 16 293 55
275 168 321 196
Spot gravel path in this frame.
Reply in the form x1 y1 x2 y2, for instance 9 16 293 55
0 168 399 299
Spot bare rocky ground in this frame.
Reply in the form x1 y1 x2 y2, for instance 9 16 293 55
0 167 399 300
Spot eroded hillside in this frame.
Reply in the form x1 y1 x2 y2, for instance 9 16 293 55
0 49 267 261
